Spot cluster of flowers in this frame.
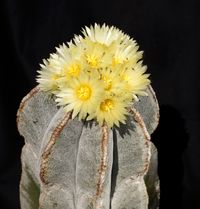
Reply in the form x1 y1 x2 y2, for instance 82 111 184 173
37 24 150 128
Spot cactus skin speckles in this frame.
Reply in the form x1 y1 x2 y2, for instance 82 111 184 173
17 85 159 209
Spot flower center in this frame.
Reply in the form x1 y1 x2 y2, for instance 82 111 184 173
112 57 123 67
100 99 114 112
122 74 130 82
102 75 112 90
77 85 92 101
68 64 80 77
86 54 98 68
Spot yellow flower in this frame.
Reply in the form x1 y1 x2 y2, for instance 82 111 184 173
89 96 128 128
81 40 107 69
112 41 143 69
56 44 83 79
55 73 104 120
121 61 150 98
100 68 123 96
37 54 62 93
81 23 124 46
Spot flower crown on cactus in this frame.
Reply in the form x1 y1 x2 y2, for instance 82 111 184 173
37 23 150 128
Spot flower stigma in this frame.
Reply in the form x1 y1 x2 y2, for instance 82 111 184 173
102 76 112 90
100 99 114 112
76 85 92 101
86 54 99 68
68 64 80 77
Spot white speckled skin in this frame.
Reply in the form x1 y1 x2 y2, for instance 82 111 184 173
17 85 159 209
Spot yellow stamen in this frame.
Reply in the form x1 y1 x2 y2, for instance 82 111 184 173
86 54 98 68
76 85 92 101
65 64 80 77
122 74 130 82
102 75 112 90
100 99 114 112
112 57 123 67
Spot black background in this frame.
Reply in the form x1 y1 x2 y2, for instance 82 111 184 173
1 0 199 209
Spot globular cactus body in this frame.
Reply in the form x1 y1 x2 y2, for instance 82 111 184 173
17 85 159 209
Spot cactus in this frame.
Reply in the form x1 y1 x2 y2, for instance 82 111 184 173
17 84 159 209
17 23 160 209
